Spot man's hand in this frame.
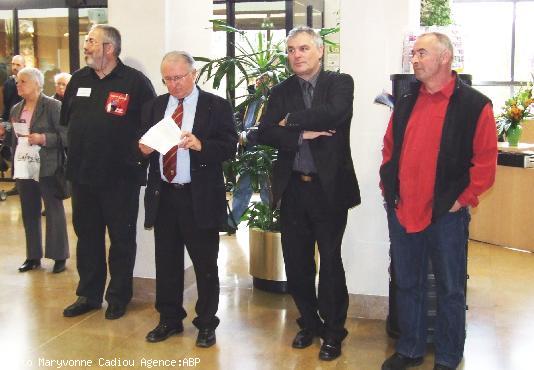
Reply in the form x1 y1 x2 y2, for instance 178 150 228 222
302 130 336 140
278 117 287 127
180 132 202 151
28 133 45 146
0 125 5 140
138 142 155 156
449 200 462 212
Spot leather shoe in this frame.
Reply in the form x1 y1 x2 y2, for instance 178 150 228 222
146 322 184 343
63 297 101 317
319 339 342 361
219 223 237 235
18 259 41 272
434 365 454 370
52 260 66 273
292 329 315 349
6 186 18 196
196 328 216 348
382 353 424 370
105 303 127 320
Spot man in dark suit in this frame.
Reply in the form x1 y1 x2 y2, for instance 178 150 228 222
2 55 25 194
139 51 237 348
258 26 360 361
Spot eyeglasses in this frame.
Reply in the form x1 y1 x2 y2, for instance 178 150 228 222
84 37 109 47
162 71 192 84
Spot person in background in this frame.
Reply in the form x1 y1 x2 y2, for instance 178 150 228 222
2 55 26 196
61 24 156 320
52 72 72 102
4 67 69 273
258 26 360 361
379 32 497 370
139 51 237 348
220 73 272 235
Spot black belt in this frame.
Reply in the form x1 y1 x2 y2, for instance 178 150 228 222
162 181 191 190
293 172 316 182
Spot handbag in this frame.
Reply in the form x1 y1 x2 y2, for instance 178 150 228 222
53 137 71 200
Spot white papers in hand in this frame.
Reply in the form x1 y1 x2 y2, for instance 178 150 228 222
139 117 182 155
13 121 30 137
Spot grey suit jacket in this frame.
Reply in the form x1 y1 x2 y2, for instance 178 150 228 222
10 93 65 177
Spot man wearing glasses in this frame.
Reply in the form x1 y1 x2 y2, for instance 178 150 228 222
61 24 155 320
138 51 237 347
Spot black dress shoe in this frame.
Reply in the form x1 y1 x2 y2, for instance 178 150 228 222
146 322 184 343
105 303 127 320
18 259 41 272
63 297 101 317
292 329 315 349
382 352 424 370
219 223 237 235
319 339 342 361
6 187 18 196
434 365 455 370
196 328 216 348
52 260 66 273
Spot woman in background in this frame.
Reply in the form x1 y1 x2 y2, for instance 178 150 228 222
9 67 69 273
51 72 71 102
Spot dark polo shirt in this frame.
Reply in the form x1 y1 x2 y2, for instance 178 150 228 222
60 59 155 186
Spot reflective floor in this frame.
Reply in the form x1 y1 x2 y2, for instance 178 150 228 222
1 182 533 370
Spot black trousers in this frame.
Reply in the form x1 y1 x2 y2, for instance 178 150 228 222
154 182 220 330
280 173 349 342
71 181 140 306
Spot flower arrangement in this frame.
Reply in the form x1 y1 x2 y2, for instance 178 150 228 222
496 83 534 137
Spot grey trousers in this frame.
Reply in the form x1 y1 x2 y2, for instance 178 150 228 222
17 177 69 260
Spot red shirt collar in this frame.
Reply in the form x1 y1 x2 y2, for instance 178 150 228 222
419 72 456 99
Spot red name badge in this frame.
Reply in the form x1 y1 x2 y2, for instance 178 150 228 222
105 91 130 116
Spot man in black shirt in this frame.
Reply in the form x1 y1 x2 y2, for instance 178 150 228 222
2 55 25 121
2 55 25 192
61 24 156 320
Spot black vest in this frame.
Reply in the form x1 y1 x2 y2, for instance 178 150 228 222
380 77 491 221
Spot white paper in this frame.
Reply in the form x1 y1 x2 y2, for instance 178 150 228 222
139 116 182 155
13 137 41 181
12 121 30 137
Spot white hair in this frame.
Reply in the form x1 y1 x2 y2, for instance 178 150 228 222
54 72 72 84
18 67 44 91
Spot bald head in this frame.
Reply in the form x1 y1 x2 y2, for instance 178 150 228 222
11 55 26 76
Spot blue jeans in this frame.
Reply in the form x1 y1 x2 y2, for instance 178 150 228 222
228 173 269 227
387 207 470 368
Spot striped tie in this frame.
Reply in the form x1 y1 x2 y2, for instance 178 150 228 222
162 99 184 182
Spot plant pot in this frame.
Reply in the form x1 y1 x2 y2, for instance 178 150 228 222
506 124 523 147
249 228 287 293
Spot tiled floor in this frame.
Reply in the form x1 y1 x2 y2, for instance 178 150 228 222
1 182 533 370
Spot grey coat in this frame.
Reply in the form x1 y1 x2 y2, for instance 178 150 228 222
10 93 66 177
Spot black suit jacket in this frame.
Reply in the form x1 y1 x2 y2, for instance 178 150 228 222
3 76 22 121
258 70 360 210
142 88 237 230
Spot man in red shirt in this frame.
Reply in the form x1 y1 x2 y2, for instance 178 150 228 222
380 33 497 370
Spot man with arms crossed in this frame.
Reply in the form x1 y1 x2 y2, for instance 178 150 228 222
258 26 360 361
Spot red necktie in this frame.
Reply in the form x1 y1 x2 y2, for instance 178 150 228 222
162 99 184 182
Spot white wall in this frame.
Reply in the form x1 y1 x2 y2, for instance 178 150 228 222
108 0 213 278
340 0 420 296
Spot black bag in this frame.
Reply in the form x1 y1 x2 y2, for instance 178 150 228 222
53 139 71 200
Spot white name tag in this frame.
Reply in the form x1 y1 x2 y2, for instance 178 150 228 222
77 87 92 97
